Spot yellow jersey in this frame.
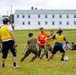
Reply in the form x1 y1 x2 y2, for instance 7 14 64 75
46 36 53 45
0 25 12 41
55 34 64 43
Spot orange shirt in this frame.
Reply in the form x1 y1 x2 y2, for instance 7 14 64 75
38 32 47 46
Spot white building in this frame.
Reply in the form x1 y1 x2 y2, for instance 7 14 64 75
0 15 9 27
14 9 76 30
0 16 3 27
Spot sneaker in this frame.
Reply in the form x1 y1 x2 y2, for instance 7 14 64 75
20 58 24 62
47 59 49 61
61 58 64 61
13 65 21 69
38 58 41 60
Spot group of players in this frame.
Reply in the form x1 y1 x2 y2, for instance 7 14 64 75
20 26 69 62
0 18 70 68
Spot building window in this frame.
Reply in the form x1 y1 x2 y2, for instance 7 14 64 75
38 15 40 18
74 21 76 25
52 21 55 25
22 15 25 18
66 15 69 18
17 15 19 18
22 22 25 25
59 21 62 25
66 21 69 25
59 15 62 18
38 21 40 25
28 21 30 25
45 15 47 18
52 15 55 18
74 15 76 18
45 21 48 25
28 15 30 18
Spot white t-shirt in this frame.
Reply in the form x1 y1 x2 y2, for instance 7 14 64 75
8 25 13 31
63 44 71 50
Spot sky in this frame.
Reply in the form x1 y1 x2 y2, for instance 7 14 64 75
0 0 76 16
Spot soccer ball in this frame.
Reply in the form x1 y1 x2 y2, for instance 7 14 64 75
63 56 68 61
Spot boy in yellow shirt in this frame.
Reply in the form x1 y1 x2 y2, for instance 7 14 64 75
39 30 54 59
0 18 20 68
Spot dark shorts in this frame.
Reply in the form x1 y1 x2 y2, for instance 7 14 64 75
52 46 65 54
2 40 16 59
39 45 44 50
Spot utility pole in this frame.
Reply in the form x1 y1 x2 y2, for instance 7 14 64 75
11 5 12 26
7 10 8 17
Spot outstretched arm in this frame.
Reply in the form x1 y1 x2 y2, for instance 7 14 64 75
22 43 28 55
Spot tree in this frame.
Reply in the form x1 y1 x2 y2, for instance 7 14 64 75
9 14 14 24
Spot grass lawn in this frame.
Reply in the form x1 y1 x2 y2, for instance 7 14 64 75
0 30 76 75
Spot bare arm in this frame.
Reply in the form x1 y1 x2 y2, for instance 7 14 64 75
45 37 53 45
65 40 69 44
9 31 18 47
9 31 16 42
22 43 28 55
37 39 40 44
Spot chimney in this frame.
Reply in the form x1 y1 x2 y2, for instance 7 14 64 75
31 6 34 10
35 7 37 10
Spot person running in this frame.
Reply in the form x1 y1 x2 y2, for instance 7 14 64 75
20 33 38 62
47 29 69 61
37 27 48 58
0 18 20 68
39 30 54 59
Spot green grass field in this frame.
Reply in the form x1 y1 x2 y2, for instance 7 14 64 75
0 30 76 75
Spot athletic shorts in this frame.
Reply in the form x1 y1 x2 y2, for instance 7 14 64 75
52 46 65 54
2 40 16 59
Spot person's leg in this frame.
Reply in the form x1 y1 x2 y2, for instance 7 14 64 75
30 49 38 62
2 58 5 68
20 50 31 62
47 46 58 61
42 46 49 58
59 47 66 61
9 40 20 68
61 52 65 61
40 45 48 59
47 54 54 61
49 46 52 53
2 42 9 68
9 40 17 67
13 57 16 67
2 53 8 68
38 45 42 58
10 49 17 67
11 48 21 68
46 45 53 58
45 51 48 58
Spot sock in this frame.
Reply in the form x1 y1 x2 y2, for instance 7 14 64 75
13 62 16 67
2 63 5 68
